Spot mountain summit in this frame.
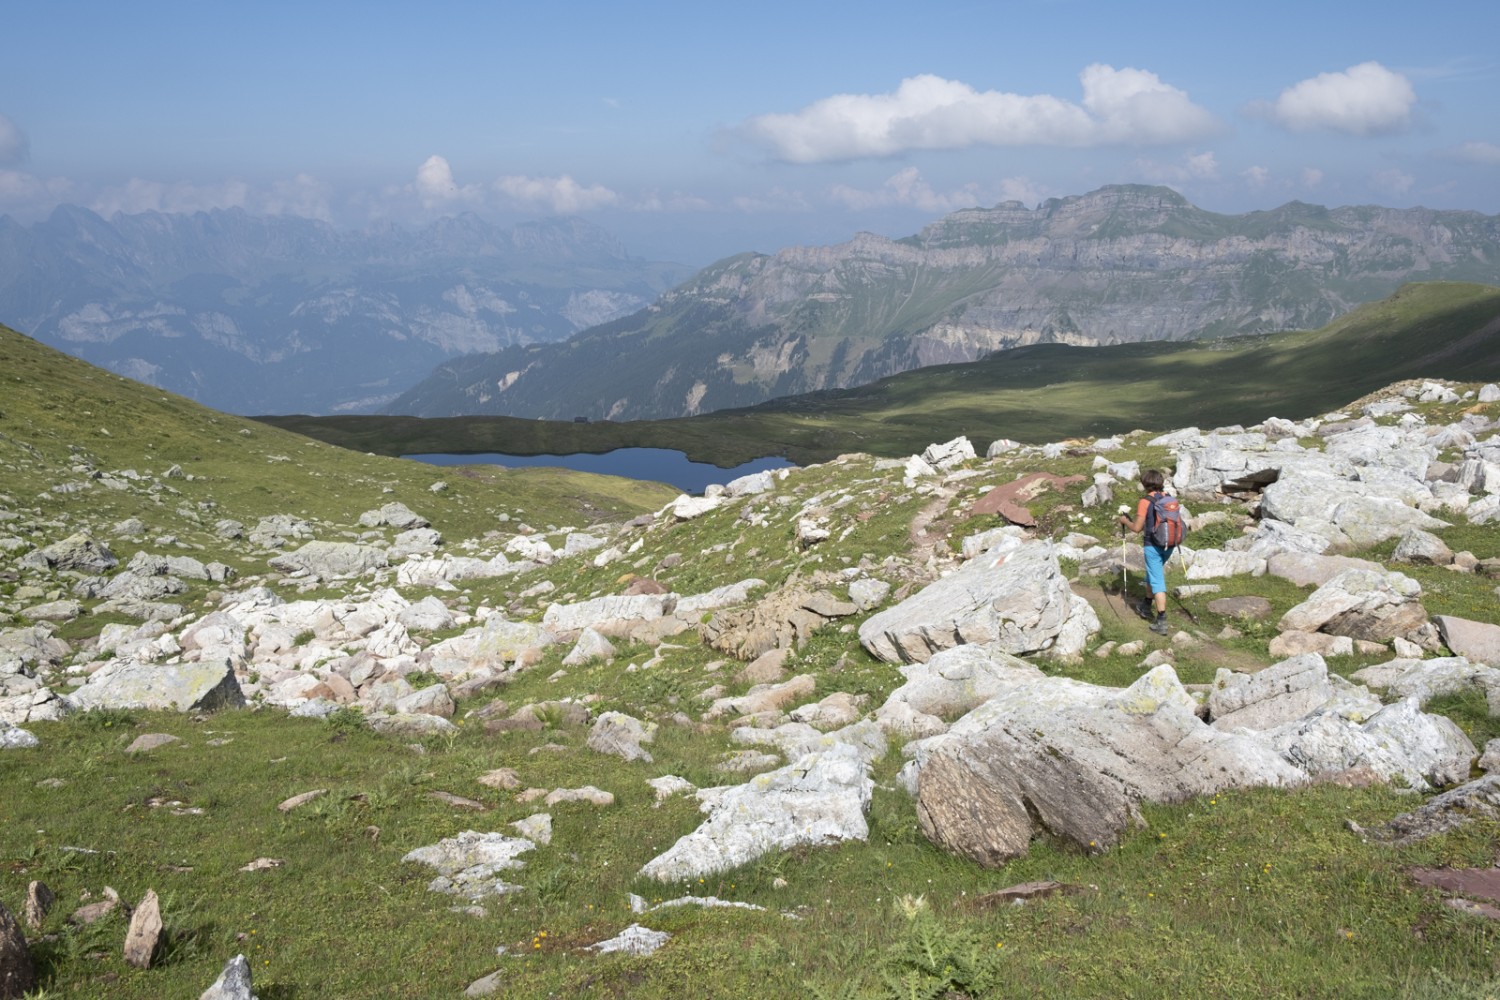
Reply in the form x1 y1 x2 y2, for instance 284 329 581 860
391 185 1500 421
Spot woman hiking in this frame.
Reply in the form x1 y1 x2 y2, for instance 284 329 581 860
1117 468 1186 636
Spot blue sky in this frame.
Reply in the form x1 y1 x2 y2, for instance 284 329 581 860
2 0 1497 263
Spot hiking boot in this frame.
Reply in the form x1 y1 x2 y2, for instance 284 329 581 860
1149 616 1169 635
1133 600 1155 621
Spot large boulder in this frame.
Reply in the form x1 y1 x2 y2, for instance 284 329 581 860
542 594 673 637
70 659 245 713
21 531 117 573
1278 569 1428 642
268 541 388 580
588 711 657 763
909 667 1304 866
1208 655 1338 731
1269 699 1475 791
859 541 1098 663
1265 552 1385 588
873 645 1044 738
1433 615 1500 666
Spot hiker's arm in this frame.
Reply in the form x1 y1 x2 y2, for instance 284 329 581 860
1118 498 1148 533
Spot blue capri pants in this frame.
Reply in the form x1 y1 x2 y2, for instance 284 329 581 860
1144 542 1176 595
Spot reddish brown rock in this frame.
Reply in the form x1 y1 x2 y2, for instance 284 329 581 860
970 473 1086 527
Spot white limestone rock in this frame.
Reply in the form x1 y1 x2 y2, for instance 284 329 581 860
588 711 657 763
70 658 245 713
402 830 534 901
859 541 1098 664
638 741 873 882
1279 568 1428 642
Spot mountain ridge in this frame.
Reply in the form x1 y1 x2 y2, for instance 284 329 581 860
391 185 1500 421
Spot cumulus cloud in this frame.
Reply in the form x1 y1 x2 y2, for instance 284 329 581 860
739 65 1219 163
84 175 336 220
0 113 27 165
1261 62 1416 135
414 154 484 208
1301 167 1325 188
1446 140 1500 166
494 174 619 213
1242 165 1270 188
0 169 72 208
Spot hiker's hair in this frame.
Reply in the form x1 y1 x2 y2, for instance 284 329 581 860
1140 469 1166 492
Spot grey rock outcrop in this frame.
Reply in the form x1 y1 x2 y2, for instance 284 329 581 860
909 667 1303 865
874 645 1044 738
639 740 877 881
1269 698 1474 791
71 659 245 713
402 831 535 901
0 723 38 750
587 711 657 763
859 541 1098 663
1207 654 1348 731
200 954 258 1000
1278 569 1428 642
1433 615 1500 665
268 541 389 580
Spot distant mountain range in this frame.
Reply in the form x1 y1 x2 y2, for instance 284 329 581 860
389 185 1500 421
0 207 692 414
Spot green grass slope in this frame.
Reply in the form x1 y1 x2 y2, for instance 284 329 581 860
0 323 679 546
261 281 1500 467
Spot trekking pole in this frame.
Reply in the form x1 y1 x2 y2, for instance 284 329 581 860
1117 505 1130 600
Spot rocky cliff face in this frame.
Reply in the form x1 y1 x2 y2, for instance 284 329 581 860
392 186 1500 420
0 208 691 415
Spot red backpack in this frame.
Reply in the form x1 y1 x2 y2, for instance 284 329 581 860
1145 491 1186 547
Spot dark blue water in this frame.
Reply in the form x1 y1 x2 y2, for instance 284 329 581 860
406 448 794 495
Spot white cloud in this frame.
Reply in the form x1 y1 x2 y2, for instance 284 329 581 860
414 154 483 208
1372 168 1415 196
0 169 72 207
1301 167 1325 188
996 176 1047 206
1242 165 1270 188
0 113 27 165
1447 141 1500 166
263 173 333 222
494 174 618 214
1263 62 1416 135
740 65 1219 163
830 167 999 214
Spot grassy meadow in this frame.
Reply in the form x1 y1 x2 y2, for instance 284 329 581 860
3 298 1500 997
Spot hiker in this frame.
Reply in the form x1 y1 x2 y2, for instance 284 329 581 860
1117 469 1186 635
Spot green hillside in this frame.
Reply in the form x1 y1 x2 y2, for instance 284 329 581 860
263 281 1500 466
0 323 679 550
